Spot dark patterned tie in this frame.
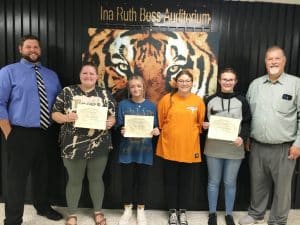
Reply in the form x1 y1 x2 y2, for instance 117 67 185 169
34 66 50 130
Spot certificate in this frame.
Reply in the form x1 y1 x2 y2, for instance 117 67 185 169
74 104 108 130
124 115 154 138
207 115 241 141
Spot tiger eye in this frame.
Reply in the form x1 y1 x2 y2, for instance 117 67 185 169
118 63 129 72
169 65 180 73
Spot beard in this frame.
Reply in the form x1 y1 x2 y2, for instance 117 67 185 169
22 54 41 63
268 67 280 76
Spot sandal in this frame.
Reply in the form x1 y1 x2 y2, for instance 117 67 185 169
65 215 77 225
94 212 107 225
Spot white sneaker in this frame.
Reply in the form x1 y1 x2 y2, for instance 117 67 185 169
238 215 264 225
119 204 133 225
178 209 188 225
168 209 179 225
137 207 147 225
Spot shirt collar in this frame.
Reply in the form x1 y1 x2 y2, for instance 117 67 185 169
263 72 286 85
20 58 41 69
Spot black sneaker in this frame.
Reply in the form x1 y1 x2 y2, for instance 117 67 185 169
168 209 178 225
208 213 217 225
178 209 188 225
37 207 63 221
225 215 235 225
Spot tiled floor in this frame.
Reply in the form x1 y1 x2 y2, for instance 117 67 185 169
0 204 300 225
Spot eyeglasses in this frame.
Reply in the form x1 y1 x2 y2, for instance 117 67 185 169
221 78 235 83
177 79 192 84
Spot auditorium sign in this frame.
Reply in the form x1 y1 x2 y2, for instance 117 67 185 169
99 6 212 28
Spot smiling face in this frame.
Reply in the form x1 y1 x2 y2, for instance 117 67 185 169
219 72 237 93
176 73 193 95
19 39 41 63
128 77 145 100
265 48 286 80
79 65 98 90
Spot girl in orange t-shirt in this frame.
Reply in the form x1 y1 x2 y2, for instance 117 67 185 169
156 69 205 225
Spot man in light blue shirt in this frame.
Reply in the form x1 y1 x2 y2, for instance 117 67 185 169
0 35 63 225
239 46 300 225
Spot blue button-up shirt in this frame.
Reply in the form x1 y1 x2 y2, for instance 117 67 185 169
0 58 62 128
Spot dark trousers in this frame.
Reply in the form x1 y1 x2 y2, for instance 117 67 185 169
3 126 51 225
164 159 197 210
121 163 149 206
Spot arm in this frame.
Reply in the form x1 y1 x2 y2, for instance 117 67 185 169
288 145 300 160
157 95 168 130
202 95 213 130
151 127 160 136
51 87 77 124
152 104 160 136
51 111 78 124
0 67 12 139
236 96 252 147
197 97 206 133
106 92 117 130
289 79 300 160
0 119 12 139
106 115 116 130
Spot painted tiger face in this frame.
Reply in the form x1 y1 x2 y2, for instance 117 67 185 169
83 29 218 103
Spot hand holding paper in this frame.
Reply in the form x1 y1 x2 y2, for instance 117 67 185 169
207 115 241 141
124 115 154 138
74 104 108 130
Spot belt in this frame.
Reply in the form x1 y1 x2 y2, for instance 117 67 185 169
252 138 293 146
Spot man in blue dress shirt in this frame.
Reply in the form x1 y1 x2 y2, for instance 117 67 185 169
0 35 63 225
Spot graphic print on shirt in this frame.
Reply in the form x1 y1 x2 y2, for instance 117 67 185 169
118 99 157 165
52 85 116 160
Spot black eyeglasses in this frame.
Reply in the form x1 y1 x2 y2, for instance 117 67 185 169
177 79 192 84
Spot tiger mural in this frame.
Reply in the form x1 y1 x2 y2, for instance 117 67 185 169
83 28 218 103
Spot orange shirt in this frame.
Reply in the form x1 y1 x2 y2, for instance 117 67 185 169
156 92 205 163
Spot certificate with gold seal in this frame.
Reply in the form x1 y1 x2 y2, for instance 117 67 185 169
124 115 154 138
74 104 108 130
208 115 241 141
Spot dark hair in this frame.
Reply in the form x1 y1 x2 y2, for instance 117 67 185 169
81 62 98 73
19 34 40 47
218 67 238 81
175 69 194 82
167 69 194 114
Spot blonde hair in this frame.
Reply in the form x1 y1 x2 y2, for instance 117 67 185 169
127 75 146 98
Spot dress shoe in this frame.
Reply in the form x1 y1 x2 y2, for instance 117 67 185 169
37 207 63 221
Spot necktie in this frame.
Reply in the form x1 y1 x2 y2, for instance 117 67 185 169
34 66 51 130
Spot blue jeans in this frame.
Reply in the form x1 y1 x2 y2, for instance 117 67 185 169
206 156 242 215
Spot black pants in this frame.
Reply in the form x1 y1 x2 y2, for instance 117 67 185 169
3 126 51 225
121 163 149 205
164 159 197 210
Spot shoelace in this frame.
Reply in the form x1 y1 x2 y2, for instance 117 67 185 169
169 212 178 224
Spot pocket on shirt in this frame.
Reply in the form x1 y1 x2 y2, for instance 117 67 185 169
276 98 295 114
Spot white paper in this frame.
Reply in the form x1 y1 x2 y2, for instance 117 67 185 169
74 104 108 130
208 115 241 141
124 115 154 138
